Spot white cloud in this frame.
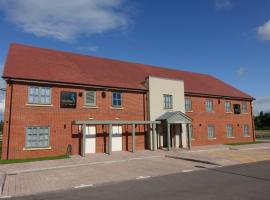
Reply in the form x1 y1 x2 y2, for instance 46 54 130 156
236 67 246 77
215 0 232 9
76 44 99 52
0 99 5 114
0 0 131 41
257 20 270 41
253 97 270 115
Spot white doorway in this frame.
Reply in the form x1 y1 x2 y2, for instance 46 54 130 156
112 126 122 151
85 125 96 154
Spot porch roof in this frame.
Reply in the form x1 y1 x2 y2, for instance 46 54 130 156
156 111 192 124
73 120 161 125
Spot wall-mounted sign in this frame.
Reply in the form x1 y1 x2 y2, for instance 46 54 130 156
234 104 241 114
60 91 77 108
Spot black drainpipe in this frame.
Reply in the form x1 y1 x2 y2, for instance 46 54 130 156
6 81 13 160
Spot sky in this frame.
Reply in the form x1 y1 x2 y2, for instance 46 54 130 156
0 0 269 118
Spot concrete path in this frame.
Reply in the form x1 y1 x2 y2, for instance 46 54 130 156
10 160 270 200
1 142 270 197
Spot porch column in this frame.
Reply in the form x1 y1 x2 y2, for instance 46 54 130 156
132 123 136 153
108 123 112 155
81 123 86 157
167 122 171 151
152 123 157 151
187 123 192 149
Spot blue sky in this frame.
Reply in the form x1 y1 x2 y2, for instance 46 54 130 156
0 0 269 116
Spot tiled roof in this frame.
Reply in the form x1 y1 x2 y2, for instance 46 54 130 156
3 43 253 99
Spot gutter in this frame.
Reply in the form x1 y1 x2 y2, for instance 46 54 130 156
6 81 13 160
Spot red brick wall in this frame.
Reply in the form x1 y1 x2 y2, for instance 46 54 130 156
1 82 147 160
185 96 255 146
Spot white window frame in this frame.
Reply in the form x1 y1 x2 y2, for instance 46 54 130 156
242 102 248 113
163 94 173 109
26 126 50 148
28 86 52 105
206 99 213 112
112 92 122 107
226 124 233 138
225 101 231 113
243 124 250 137
185 98 192 111
208 125 215 139
84 91 96 106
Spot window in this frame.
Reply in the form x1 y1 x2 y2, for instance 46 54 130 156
225 101 231 113
226 124 233 138
185 98 192 111
234 104 241 114
26 126 50 148
164 95 173 109
243 124 250 137
28 86 51 104
84 91 96 106
208 125 215 139
242 102 248 113
112 92 122 107
206 99 213 112
189 125 193 139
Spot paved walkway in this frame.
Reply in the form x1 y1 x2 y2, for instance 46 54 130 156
1 142 270 197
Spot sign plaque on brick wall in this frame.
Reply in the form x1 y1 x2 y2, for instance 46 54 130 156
60 91 77 108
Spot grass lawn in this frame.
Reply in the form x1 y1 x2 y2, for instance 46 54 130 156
225 141 265 146
256 130 270 138
0 140 69 164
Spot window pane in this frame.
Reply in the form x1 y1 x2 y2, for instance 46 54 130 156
28 86 51 104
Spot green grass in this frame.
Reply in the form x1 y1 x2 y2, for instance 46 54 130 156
0 139 68 164
255 130 270 138
0 154 69 164
225 141 265 146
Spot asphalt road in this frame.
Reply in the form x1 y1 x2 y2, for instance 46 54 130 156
10 160 270 200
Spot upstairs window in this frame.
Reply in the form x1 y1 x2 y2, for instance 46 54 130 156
243 124 250 137
28 86 51 104
185 98 192 111
225 101 231 113
164 95 173 109
208 125 215 139
84 91 96 106
206 99 213 112
242 102 248 113
112 92 122 107
226 124 233 138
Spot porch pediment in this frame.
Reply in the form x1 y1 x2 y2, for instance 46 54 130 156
156 111 192 124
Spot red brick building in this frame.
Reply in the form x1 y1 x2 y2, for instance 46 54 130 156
1 43 255 160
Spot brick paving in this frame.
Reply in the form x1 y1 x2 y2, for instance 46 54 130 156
1 143 270 197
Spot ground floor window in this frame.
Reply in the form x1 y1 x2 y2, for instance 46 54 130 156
243 124 250 137
208 125 215 139
26 126 50 148
226 124 233 138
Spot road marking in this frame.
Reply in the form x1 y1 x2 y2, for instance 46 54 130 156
182 170 193 173
74 184 93 189
240 147 270 151
136 176 151 180
0 196 12 199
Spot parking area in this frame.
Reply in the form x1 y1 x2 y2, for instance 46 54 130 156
1 142 270 197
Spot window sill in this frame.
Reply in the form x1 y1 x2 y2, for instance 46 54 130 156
208 137 216 140
225 112 233 114
186 110 193 113
26 104 53 107
110 106 124 110
83 105 99 109
227 137 235 139
23 146 52 151
244 135 251 137
242 113 249 115
206 111 215 113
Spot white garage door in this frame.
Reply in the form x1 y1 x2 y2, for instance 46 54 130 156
85 125 96 154
112 126 122 151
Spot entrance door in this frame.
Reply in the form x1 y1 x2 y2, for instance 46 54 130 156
112 126 122 151
85 125 96 154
